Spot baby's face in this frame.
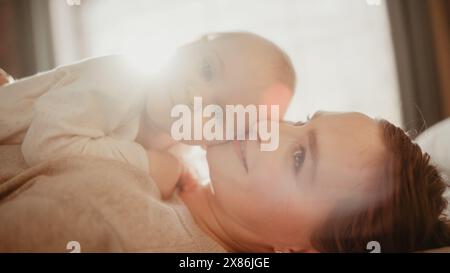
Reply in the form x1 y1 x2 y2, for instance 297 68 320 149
146 35 292 142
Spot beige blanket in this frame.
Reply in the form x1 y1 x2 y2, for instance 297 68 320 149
0 145 225 252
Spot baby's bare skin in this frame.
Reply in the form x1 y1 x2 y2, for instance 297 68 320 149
136 111 186 199
146 149 183 199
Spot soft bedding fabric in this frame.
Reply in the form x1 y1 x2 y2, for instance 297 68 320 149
0 145 225 252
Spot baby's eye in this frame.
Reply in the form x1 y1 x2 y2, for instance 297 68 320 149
293 146 306 175
201 59 214 82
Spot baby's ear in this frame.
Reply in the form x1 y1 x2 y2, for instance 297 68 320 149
260 83 293 119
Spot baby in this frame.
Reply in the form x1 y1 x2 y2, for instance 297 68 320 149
17 32 296 198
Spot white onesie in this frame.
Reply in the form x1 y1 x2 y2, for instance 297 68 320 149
2 56 150 173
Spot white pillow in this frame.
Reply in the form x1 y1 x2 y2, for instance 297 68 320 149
416 118 450 180
416 118 450 212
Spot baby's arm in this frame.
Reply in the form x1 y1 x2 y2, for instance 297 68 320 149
135 110 178 151
22 56 150 173
146 149 184 199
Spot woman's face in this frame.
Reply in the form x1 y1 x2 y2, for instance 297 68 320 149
206 111 386 249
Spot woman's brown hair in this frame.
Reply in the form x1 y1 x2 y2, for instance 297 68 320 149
311 119 450 252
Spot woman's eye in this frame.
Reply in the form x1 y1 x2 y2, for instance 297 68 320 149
293 147 306 174
201 59 213 82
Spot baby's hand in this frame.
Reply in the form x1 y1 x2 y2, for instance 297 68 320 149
177 170 199 193
146 149 183 199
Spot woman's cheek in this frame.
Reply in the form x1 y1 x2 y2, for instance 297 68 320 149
249 163 284 186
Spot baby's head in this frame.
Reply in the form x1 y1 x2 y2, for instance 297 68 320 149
184 32 295 108
146 32 296 138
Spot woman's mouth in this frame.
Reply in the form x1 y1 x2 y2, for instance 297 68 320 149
233 140 248 173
